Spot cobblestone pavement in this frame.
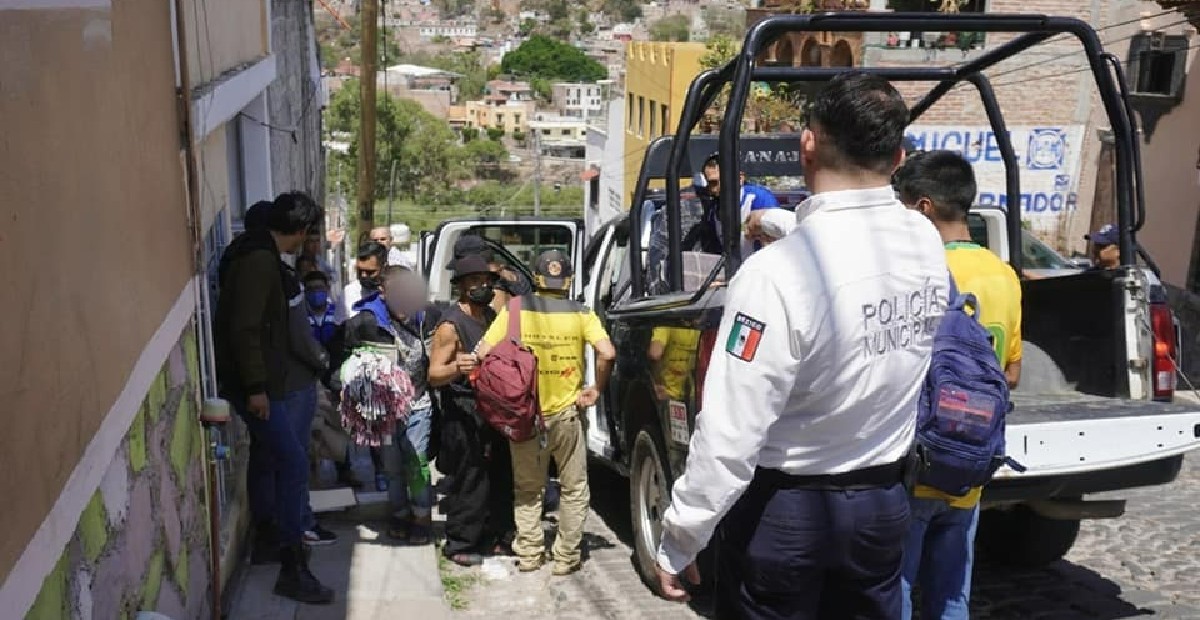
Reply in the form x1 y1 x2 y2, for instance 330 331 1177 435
444 456 1200 619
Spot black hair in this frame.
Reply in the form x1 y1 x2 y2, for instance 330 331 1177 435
382 265 410 279
267 191 323 235
301 270 329 285
892 150 977 222
244 200 273 231
808 72 909 174
356 241 388 264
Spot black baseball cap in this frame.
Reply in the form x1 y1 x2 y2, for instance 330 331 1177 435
450 254 497 282
447 234 495 266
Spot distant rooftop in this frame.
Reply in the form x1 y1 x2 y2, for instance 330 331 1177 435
383 64 463 78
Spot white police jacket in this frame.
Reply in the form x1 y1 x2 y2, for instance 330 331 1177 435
656 186 949 574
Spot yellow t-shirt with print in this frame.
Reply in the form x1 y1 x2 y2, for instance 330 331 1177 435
482 294 610 416
914 242 1023 509
650 327 702 401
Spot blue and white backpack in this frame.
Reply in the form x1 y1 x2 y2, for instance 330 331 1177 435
916 274 1026 496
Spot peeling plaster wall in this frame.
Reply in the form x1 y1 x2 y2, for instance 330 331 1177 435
26 323 210 620
268 0 325 201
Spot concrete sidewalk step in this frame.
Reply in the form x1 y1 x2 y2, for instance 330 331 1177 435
226 522 450 620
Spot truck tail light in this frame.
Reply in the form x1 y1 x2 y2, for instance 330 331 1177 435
1150 302 1177 402
694 329 719 412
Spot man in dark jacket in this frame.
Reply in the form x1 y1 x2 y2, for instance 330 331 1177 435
214 191 334 605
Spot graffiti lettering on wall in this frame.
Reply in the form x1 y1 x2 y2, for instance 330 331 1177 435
906 125 1086 224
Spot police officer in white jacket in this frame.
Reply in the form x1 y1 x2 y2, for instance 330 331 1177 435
655 72 949 619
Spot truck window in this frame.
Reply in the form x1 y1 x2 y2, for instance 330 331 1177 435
968 213 989 247
461 224 575 271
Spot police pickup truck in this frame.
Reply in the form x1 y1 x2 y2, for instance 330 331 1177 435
418 14 1200 592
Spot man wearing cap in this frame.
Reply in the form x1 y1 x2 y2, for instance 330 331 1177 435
477 250 616 575
1085 224 1120 271
447 234 533 311
428 253 515 566
646 155 794 293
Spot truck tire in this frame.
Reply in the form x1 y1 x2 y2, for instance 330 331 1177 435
978 506 1080 568
630 429 672 592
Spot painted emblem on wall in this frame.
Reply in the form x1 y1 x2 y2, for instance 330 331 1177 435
1026 128 1067 171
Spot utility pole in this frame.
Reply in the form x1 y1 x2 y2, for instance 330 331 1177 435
532 130 542 216
386 159 397 228
355 0 379 245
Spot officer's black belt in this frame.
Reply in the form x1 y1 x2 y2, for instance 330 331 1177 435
755 459 906 491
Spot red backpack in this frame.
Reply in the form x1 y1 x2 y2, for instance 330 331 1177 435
473 296 544 442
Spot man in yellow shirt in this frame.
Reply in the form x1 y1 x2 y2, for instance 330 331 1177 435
893 150 1022 620
648 327 702 402
478 250 616 575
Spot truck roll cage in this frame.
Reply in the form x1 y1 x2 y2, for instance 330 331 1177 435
627 13 1149 299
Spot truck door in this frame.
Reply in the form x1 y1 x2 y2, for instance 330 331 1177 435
423 218 581 302
581 222 624 460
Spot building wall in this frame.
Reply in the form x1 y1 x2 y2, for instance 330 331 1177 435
863 0 1118 247
623 41 706 202
183 0 270 83
1123 48 1200 287
0 0 283 617
269 0 325 201
0 1 192 596
584 98 627 236
24 323 210 620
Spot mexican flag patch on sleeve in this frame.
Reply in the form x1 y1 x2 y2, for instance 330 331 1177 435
726 312 765 362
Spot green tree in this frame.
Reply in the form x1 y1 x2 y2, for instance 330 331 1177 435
325 80 469 200
486 127 506 141
697 36 806 133
519 18 537 36
702 6 746 39
461 126 480 142
462 139 509 179
601 0 641 22
577 9 596 35
500 35 607 82
649 14 691 42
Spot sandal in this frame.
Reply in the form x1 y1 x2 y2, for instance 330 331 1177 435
445 552 484 567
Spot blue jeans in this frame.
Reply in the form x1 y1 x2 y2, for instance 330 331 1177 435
388 405 434 520
237 384 318 545
901 498 980 620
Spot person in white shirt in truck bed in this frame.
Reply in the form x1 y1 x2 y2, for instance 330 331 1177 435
655 72 948 620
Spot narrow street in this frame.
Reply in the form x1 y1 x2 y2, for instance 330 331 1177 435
444 456 1200 619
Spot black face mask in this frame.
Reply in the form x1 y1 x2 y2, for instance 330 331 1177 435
466 283 495 306
359 275 382 292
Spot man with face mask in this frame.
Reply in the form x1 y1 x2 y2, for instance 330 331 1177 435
214 191 335 604
428 254 516 566
340 242 390 322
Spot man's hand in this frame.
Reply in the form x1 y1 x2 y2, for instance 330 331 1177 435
656 562 701 602
247 393 270 420
576 386 600 408
743 210 777 244
455 352 478 375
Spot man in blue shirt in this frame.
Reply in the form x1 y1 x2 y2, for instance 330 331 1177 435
645 154 785 292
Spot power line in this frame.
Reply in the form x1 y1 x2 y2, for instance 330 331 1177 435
983 13 1191 81
991 40 1200 89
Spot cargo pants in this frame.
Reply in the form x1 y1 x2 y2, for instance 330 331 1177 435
510 407 589 568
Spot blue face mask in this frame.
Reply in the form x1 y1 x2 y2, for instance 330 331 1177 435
305 290 329 309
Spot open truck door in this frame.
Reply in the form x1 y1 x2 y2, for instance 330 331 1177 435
421 217 584 302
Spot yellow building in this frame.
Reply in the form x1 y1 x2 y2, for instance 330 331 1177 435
623 41 707 202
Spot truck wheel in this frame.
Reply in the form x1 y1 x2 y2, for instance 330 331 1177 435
630 429 672 591
978 506 1080 568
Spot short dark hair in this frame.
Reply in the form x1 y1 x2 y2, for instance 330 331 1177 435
808 72 909 174
244 200 273 231
301 270 329 285
357 241 388 264
892 150 977 222
267 191 323 235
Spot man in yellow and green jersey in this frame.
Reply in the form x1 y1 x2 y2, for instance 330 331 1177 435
893 150 1022 620
477 249 616 576
648 326 703 402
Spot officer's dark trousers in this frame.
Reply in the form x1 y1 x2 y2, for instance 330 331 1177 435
714 470 910 620
438 397 515 556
